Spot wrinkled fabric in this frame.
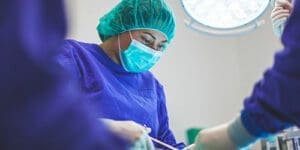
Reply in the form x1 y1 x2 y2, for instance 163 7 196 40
0 0 129 149
56 39 185 149
97 0 176 42
241 0 300 138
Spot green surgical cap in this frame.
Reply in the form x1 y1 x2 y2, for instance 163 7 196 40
97 0 176 42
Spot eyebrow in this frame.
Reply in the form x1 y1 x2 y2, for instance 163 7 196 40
142 32 168 43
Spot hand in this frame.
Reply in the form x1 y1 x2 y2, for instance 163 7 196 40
271 0 293 37
271 0 293 24
129 132 155 150
101 119 146 142
275 0 293 9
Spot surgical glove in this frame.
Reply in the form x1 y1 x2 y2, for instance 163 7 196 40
130 131 155 150
193 116 257 150
101 119 146 142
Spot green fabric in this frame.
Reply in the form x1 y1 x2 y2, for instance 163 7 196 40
97 0 176 42
186 128 203 145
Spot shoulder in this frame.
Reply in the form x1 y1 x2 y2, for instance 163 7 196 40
56 39 78 65
56 39 96 77
58 39 80 58
58 39 97 61
60 39 92 54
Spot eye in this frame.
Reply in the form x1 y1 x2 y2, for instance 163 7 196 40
141 35 154 45
158 44 167 51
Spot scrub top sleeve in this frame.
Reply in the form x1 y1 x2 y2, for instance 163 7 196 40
156 84 186 149
275 0 300 77
56 40 81 81
241 0 300 138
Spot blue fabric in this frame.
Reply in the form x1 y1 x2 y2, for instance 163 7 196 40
241 0 300 138
56 39 185 149
0 0 129 149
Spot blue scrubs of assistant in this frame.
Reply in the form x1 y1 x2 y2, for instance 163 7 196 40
241 0 300 138
57 39 185 149
0 0 128 149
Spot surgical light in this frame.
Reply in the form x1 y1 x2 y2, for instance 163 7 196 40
181 0 270 36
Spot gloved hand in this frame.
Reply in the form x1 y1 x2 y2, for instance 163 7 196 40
271 0 293 37
101 119 147 142
130 131 155 150
192 116 257 150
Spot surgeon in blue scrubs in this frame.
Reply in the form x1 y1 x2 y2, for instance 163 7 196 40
191 0 300 149
3 0 300 149
0 0 129 149
57 0 184 149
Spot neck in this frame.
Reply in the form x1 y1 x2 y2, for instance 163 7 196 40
100 39 121 64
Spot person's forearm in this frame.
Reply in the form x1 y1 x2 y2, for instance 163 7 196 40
194 116 257 150
195 123 236 150
227 116 257 148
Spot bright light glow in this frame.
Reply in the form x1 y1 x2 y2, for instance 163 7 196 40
182 0 269 29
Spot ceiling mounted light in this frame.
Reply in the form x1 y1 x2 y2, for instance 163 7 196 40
181 0 270 36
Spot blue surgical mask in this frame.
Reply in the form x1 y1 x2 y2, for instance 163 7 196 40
118 32 163 73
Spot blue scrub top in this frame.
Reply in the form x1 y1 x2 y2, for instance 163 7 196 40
57 39 185 149
241 0 300 138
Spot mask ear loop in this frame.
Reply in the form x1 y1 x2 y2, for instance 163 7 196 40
118 31 132 69
118 35 121 51
118 30 133 51
118 33 132 71
117 34 126 67
128 30 133 40
119 30 134 50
